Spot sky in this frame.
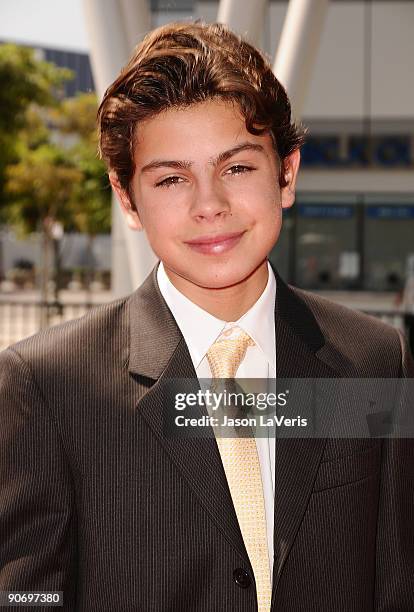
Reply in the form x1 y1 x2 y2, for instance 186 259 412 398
0 0 89 52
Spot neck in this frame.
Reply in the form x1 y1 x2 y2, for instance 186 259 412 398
163 260 269 321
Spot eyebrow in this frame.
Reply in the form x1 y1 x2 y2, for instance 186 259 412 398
140 142 266 174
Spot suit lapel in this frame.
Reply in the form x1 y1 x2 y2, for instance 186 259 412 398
271 270 341 598
127 265 249 564
127 263 344 590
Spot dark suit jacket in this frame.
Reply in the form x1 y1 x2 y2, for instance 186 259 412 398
1 264 413 611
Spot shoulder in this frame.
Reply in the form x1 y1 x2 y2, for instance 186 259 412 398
292 286 397 343
1 295 130 380
290 285 403 376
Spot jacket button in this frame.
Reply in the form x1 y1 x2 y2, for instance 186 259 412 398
233 568 252 588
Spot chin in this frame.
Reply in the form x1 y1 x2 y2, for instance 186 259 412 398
189 262 264 290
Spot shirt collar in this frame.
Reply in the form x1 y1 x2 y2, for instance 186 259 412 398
156 261 276 370
235 265 276 369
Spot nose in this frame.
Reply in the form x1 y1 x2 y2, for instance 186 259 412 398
190 182 231 223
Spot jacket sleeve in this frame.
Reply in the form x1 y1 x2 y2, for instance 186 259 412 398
374 331 414 610
0 347 77 610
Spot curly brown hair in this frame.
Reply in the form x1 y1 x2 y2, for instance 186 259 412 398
97 20 306 199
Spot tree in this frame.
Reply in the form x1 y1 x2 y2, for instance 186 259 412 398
0 43 71 281
0 43 71 206
6 126 82 322
1 46 111 307
57 93 112 236
56 93 112 291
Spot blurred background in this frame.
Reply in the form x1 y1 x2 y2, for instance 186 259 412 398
0 0 413 353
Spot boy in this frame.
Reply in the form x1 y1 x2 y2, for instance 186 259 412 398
0 21 413 612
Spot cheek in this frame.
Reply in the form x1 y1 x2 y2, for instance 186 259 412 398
144 211 181 247
248 190 282 226
238 178 280 209
137 194 171 229
255 199 283 246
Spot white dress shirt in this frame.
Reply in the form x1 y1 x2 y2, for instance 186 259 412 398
157 261 277 580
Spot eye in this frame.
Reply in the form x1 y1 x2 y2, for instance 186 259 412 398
155 176 185 188
226 165 255 176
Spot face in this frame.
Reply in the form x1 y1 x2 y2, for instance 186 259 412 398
111 99 300 297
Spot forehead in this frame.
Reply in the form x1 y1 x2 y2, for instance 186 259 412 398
133 99 276 164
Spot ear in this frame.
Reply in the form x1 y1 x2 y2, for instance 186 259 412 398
109 172 143 231
280 149 301 210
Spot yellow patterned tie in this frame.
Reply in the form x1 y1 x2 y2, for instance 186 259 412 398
206 329 272 612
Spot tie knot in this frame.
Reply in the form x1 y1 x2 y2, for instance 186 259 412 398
206 328 255 379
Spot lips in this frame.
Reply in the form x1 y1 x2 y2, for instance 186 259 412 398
184 231 245 255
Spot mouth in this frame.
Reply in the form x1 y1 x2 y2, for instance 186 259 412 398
184 231 246 255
